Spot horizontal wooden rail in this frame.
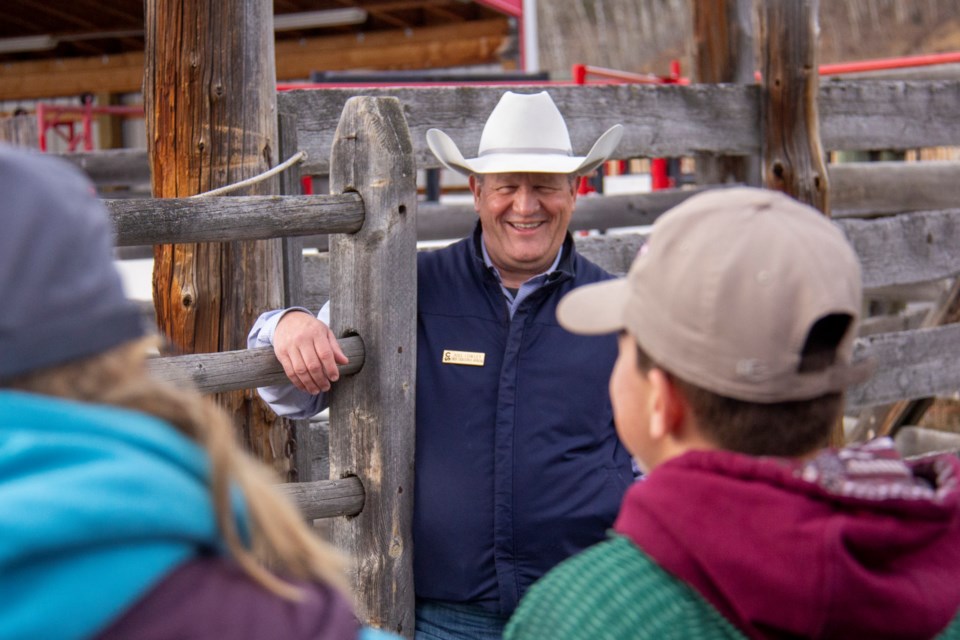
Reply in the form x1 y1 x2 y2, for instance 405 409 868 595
829 161 960 217
848 323 960 410
837 208 960 289
820 81 960 152
105 194 364 246
275 81 960 173
293 210 960 311
61 148 151 187
276 476 365 520
65 82 960 183
146 336 364 394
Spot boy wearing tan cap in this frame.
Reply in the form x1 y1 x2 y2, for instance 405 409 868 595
504 187 960 639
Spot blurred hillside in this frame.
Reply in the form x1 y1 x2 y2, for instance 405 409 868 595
535 0 960 79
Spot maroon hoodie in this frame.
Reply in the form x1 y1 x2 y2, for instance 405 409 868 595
615 439 960 639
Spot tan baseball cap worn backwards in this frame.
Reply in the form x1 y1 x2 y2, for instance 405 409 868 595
557 187 874 403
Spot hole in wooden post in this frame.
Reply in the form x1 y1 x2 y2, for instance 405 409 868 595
398 204 407 216
772 163 784 179
397 346 403 354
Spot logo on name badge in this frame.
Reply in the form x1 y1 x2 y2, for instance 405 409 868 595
442 350 485 367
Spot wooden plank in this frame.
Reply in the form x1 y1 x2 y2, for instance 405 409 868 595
848 323 960 410
0 50 146 102
278 84 761 174
278 112 307 309
104 194 364 246
851 278 960 441
275 19 509 79
145 0 295 475
291 209 960 310
328 97 417 636
759 0 829 212
275 476 365 520
693 0 760 186
836 209 960 289
54 82 960 187
60 149 151 188
820 80 960 152
830 161 960 217
277 81 960 175
0 22 507 102
145 338 365 394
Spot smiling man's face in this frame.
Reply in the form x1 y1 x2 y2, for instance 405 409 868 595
470 172 578 288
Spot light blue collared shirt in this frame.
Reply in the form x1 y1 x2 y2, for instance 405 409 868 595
480 237 563 319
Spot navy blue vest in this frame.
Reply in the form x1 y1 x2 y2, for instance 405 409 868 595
414 227 633 614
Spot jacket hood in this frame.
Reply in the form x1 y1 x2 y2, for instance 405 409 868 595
0 391 247 640
615 440 960 639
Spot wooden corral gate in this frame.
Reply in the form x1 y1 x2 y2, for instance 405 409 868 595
21 1 960 636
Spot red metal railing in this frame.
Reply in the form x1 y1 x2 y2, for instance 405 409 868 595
35 97 143 152
819 50 960 76
572 60 687 191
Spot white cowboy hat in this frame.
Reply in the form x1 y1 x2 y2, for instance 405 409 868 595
426 91 623 176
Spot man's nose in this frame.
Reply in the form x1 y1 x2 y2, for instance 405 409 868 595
512 185 539 215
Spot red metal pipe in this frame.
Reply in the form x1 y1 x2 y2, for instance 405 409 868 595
572 64 587 85
819 51 960 76
650 158 670 191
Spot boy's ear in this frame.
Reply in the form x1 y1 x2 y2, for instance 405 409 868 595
647 368 685 440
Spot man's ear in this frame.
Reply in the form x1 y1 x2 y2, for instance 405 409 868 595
647 368 685 440
468 174 482 211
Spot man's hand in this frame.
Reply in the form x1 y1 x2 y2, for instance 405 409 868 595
273 311 349 394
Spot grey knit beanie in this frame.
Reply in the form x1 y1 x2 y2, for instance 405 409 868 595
0 145 145 380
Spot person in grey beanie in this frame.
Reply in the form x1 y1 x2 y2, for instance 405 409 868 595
0 145 397 640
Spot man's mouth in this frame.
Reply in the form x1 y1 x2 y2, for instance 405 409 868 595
508 221 544 230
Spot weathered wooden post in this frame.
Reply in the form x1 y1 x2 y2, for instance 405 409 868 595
328 97 418 636
759 0 829 213
144 0 297 477
693 0 760 186
760 0 843 445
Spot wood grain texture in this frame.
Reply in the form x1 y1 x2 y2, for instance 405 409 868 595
279 84 761 173
693 0 760 186
277 81 960 174
59 80 960 184
276 476 365 520
328 97 417 636
146 338 364 394
836 209 960 289
848 323 960 410
105 194 363 245
829 161 960 217
759 0 829 212
144 0 293 475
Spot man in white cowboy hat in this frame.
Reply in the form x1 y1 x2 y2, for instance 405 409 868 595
249 91 633 638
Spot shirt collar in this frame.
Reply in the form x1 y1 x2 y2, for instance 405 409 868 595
479 233 564 286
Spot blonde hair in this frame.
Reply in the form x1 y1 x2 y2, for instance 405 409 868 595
5 338 348 600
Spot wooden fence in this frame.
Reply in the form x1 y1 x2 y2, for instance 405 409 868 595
114 79 960 410
13 53 957 640
87 78 960 632
109 96 418 633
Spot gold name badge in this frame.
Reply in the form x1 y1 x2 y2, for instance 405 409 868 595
442 350 486 367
